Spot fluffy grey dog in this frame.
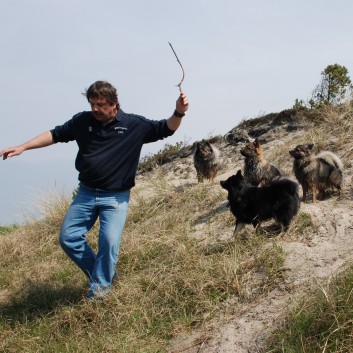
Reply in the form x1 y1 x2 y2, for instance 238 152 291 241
193 141 220 183
289 144 344 203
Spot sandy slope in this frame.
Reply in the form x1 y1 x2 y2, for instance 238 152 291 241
136 124 353 353
193 199 353 353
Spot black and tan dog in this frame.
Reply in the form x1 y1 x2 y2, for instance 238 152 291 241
289 144 344 203
241 138 281 186
220 170 300 235
193 141 220 183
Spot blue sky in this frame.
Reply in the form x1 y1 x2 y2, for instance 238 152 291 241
1 0 353 224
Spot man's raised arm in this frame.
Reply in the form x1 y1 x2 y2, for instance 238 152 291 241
166 92 189 131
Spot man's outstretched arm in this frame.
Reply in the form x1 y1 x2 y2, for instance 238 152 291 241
0 131 54 160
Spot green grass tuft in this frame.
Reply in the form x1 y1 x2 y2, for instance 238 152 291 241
268 265 353 353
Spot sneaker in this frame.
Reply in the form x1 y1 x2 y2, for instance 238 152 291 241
86 286 110 301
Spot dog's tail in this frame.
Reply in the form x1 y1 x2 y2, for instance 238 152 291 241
317 151 344 171
317 151 344 190
212 145 221 164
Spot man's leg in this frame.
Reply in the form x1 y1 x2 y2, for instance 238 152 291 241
59 185 99 278
87 189 130 298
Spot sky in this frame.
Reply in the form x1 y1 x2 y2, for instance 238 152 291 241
1 0 353 225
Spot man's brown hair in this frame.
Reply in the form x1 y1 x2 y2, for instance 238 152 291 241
83 81 119 109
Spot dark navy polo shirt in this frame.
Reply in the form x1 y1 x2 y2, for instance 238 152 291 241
50 109 175 190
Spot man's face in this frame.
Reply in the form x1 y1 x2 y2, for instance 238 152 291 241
89 97 117 124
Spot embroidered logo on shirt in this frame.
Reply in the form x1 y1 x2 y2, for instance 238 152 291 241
115 126 128 134
88 126 93 132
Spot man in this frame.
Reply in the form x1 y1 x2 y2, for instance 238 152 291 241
0 80 189 299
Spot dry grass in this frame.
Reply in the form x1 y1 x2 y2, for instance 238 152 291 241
267 266 353 353
0 176 289 352
2 102 351 352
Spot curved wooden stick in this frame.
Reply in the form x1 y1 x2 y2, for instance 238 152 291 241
168 42 185 92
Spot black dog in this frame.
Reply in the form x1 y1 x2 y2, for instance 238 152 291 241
220 170 300 235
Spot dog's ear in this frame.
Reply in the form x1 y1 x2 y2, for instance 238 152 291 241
236 169 242 177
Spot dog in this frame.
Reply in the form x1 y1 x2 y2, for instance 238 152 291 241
240 138 281 186
289 144 344 203
220 170 300 235
193 140 220 183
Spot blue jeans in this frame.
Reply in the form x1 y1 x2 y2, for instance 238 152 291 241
59 184 130 298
